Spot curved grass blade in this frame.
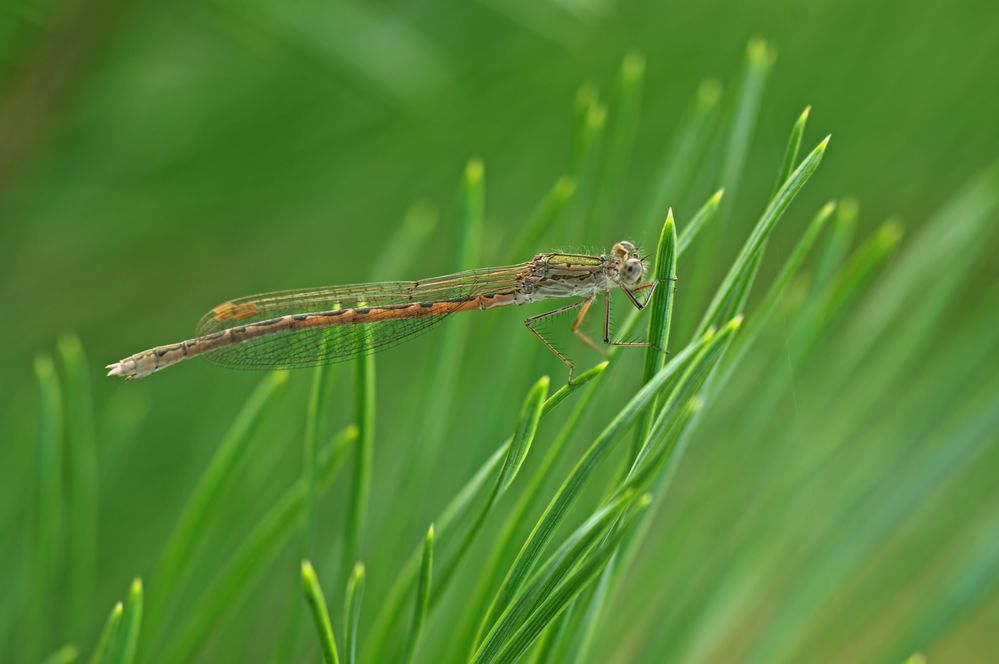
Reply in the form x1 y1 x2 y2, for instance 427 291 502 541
677 189 723 256
487 496 653 664
115 578 142 664
366 363 605 662
640 79 722 237
772 106 810 196
476 330 719 644
696 134 830 336
301 560 340 664
404 525 434 663
343 563 365 664
162 425 357 663
88 602 122 664
148 371 288 634
344 330 375 584
509 176 576 261
41 644 78 664
592 52 645 226
633 210 677 461
472 491 636 663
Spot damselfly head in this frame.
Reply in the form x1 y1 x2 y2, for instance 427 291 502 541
611 240 644 285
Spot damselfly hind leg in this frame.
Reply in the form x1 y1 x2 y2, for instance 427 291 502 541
524 298 592 383
571 299 608 357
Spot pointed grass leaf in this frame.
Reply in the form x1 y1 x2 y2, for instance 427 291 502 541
404 525 434 663
88 602 122 664
301 561 340 664
344 563 365 664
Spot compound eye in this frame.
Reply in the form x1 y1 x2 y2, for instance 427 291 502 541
623 258 643 283
619 240 636 253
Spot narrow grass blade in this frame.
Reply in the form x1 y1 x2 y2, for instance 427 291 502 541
473 492 636 663
569 89 607 233
344 341 375 584
487 496 653 664
33 354 63 663
404 525 434 663
163 425 357 663
719 38 775 221
633 210 678 460
407 158 485 482
88 602 122 664
477 331 717 642
497 376 549 494
452 363 610 659
429 376 549 607
369 202 437 279
115 578 142 664
343 563 365 664
41 644 78 664
772 106 810 196
509 176 576 261
629 318 741 482
592 52 645 226
640 79 722 236
812 197 858 292
301 560 340 664
366 364 606 662
56 334 98 641
708 201 835 406
697 135 830 336
677 189 723 256
149 371 288 631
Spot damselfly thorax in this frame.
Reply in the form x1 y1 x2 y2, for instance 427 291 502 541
107 241 659 382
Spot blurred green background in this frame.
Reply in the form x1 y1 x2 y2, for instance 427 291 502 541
2 0 998 662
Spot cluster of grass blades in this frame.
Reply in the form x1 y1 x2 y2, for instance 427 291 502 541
13 40 999 663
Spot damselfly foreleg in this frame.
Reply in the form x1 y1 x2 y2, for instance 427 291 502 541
602 287 666 353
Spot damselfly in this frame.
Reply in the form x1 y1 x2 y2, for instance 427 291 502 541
107 241 659 382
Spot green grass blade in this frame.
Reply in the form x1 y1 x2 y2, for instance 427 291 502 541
472 492 636 664
719 38 775 220
343 563 365 664
772 106 810 195
592 52 645 226
633 211 678 460
453 363 610 659
406 158 485 482
366 364 606 662
149 371 288 631
497 376 549 495
697 135 830 336
812 197 857 292
477 331 717 642
344 343 375 584
714 200 836 386
488 496 653 664
301 560 340 664
56 335 98 642
33 354 63 663
163 425 356 663
115 578 142 664
676 189 723 256
509 176 576 261
41 644 78 664
569 89 607 233
88 602 122 664
404 525 434 664
369 202 438 279
640 79 722 237
429 376 549 607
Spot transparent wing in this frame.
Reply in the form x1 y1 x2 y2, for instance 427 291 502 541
195 263 530 370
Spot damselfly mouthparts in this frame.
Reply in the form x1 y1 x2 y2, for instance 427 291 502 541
107 241 659 382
